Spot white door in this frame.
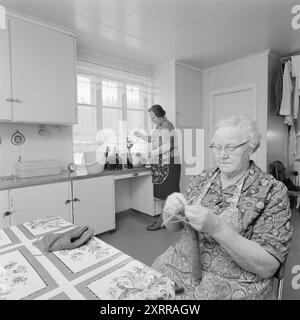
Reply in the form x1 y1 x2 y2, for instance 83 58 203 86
0 20 12 121
10 182 72 226
0 190 10 228
72 176 115 235
9 19 77 124
209 84 257 166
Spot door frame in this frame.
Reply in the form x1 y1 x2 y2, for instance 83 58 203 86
208 83 258 167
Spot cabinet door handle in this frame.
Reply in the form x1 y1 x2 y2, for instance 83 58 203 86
73 197 80 202
15 98 22 103
65 199 72 205
3 211 12 217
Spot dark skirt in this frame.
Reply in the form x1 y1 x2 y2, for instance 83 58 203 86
152 159 181 200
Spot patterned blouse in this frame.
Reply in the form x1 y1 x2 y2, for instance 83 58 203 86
152 161 293 299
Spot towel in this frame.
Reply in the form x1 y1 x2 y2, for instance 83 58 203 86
37 226 94 252
280 61 293 118
292 55 300 78
294 77 300 119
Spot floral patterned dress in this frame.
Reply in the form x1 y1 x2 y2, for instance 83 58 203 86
152 161 293 299
151 118 181 200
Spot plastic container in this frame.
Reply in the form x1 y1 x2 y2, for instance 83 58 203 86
131 153 146 168
15 159 62 178
85 162 105 174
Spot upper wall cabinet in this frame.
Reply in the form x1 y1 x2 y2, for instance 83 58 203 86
175 64 202 128
153 63 202 128
0 18 77 124
0 20 12 121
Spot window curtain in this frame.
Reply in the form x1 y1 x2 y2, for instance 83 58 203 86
77 60 156 96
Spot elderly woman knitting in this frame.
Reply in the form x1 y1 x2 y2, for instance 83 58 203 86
152 114 293 300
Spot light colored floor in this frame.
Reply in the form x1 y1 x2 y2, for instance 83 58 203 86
98 209 300 300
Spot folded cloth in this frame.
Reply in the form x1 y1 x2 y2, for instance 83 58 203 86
37 226 94 252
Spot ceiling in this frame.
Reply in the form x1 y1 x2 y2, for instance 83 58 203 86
1 0 300 70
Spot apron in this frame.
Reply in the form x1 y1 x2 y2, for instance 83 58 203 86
151 130 171 185
186 168 248 283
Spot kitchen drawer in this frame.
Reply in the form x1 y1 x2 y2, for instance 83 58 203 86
114 171 151 180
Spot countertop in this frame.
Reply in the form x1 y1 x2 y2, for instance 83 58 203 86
0 166 151 191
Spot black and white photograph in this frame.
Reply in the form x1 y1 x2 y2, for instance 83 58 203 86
1 0 300 305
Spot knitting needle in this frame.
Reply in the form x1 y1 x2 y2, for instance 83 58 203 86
162 208 198 229
161 208 184 226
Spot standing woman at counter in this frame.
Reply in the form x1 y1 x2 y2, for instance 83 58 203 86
134 105 181 231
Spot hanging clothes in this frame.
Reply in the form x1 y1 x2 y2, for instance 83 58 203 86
293 77 300 119
275 64 284 115
291 55 300 91
288 124 297 169
279 61 293 122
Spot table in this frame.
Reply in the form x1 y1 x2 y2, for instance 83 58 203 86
0 216 175 300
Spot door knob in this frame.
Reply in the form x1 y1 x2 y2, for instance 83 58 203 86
73 197 80 202
15 99 22 103
3 211 12 217
65 199 72 205
6 98 13 102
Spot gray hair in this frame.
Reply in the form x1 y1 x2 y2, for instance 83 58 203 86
214 114 262 153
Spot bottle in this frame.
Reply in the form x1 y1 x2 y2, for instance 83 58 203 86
104 146 110 170
127 138 133 169
127 150 133 169
111 147 116 170
115 148 122 170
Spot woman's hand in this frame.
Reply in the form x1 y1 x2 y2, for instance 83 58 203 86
133 130 142 139
133 130 146 140
162 193 187 231
185 204 221 236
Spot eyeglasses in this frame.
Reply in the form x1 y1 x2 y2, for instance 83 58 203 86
209 140 249 154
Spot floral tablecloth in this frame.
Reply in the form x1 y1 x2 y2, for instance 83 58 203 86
0 216 175 300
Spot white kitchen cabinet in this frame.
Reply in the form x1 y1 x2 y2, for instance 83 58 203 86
72 176 115 235
9 182 72 226
9 19 77 124
0 190 10 228
130 174 157 216
0 20 12 121
114 171 157 216
154 62 202 128
0 18 77 124
175 64 202 128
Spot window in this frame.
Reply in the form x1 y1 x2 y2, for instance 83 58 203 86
73 65 154 166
